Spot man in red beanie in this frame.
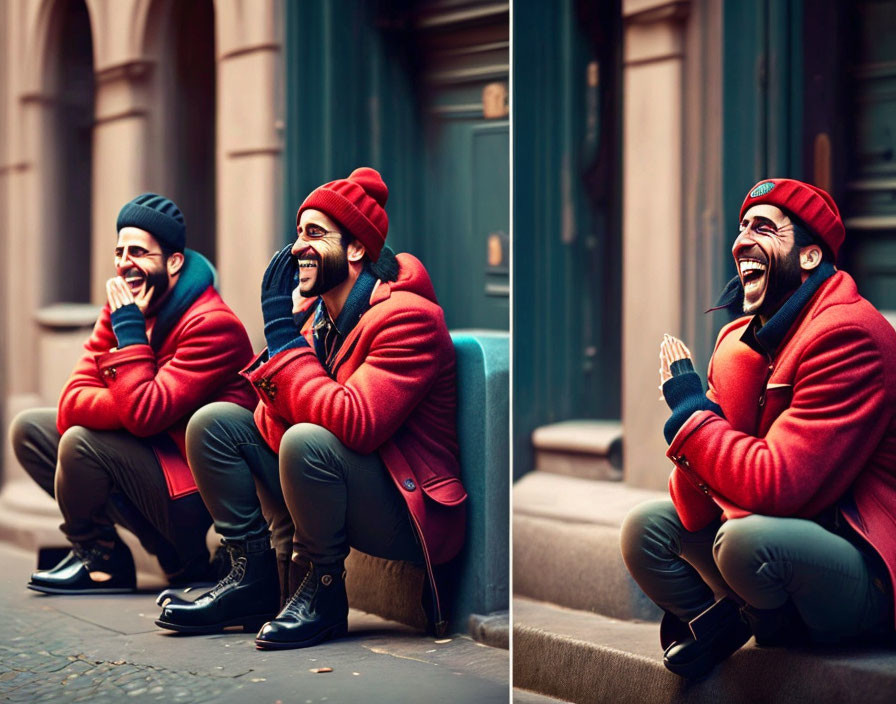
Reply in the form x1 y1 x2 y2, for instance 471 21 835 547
620 178 896 678
9 193 257 594
156 167 466 650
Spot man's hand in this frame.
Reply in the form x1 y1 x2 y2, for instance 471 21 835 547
658 333 722 444
261 245 307 356
659 334 692 399
106 276 136 311
106 276 148 348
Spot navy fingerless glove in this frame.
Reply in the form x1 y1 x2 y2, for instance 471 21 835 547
261 245 309 357
110 303 148 348
662 358 722 444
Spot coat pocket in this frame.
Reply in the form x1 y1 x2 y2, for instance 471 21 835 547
421 476 467 507
759 383 793 435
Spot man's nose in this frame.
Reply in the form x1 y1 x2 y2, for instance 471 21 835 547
732 230 756 255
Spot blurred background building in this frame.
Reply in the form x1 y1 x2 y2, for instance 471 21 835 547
0 0 508 637
513 0 896 700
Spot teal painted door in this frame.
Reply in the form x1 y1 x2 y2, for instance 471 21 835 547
840 0 896 311
512 0 622 477
283 0 508 331
417 3 509 329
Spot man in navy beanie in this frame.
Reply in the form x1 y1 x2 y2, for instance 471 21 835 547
10 193 256 594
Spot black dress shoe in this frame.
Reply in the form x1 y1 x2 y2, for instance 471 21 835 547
254 562 348 650
155 537 279 634
663 598 752 678
28 540 136 595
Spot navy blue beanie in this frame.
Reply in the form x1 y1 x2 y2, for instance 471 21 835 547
116 193 185 252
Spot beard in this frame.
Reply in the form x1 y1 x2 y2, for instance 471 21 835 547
297 242 349 297
748 244 803 319
122 264 172 316
142 268 172 315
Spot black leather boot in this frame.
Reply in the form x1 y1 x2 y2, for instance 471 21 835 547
254 561 348 650
28 538 136 595
663 598 753 678
741 601 807 647
155 543 230 607
155 536 279 634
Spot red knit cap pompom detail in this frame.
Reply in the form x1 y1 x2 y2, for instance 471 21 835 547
739 178 845 258
298 167 389 261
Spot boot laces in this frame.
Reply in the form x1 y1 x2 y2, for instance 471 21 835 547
207 553 247 599
281 565 316 618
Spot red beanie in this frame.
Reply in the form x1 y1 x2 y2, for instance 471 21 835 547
740 178 845 257
298 167 389 262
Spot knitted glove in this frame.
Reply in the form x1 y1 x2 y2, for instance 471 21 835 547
662 358 722 444
110 303 148 348
261 244 308 356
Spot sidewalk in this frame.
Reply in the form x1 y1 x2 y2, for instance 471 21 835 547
0 543 509 704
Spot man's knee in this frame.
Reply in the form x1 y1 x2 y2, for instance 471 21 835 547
712 515 783 582
9 408 55 454
186 402 252 455
620 499 681 564
57 425 96 465
279 423 340 482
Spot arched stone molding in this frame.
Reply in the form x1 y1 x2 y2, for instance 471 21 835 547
11 0 96 384
2 0 98 488
213 0 283 345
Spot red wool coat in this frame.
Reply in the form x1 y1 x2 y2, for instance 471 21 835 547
667 271 896 625
57 286 257 498
242 254 466 574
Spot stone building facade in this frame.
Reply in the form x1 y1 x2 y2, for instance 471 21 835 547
0 0 283 524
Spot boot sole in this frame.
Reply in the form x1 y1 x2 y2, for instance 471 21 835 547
155 613 276 635
254 621 348 650
27 583 136 595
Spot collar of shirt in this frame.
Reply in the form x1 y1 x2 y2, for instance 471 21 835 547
312 268 378 369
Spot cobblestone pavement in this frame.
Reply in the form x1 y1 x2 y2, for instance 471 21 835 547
0 544 509 704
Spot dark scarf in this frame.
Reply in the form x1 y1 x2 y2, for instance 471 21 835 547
738 261 836 357
311 268 378 372
149 249 217 350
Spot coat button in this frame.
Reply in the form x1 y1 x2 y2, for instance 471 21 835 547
403 479 416 491
103 367 117 380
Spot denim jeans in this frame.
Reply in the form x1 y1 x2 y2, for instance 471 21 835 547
620 499 893 643
185 402 422 568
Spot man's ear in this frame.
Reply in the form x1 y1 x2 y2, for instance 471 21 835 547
347 240 366 263
799 244 822 272
167 251 185 276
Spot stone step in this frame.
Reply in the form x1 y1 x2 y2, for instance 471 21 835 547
513 687 573 703
532 420 623 481
513 472 663 621
514 596 896 704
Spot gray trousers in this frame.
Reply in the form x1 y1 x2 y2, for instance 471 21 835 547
185 402 422 568
620 499 893 644
9 408 212 576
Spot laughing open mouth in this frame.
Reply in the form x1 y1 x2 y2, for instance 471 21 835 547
296 247 320 285
123 269 146 294
738 257 767 294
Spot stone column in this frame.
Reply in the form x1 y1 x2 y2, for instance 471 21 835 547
214 0 283 347
621 0 690 490
90 59 155 302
